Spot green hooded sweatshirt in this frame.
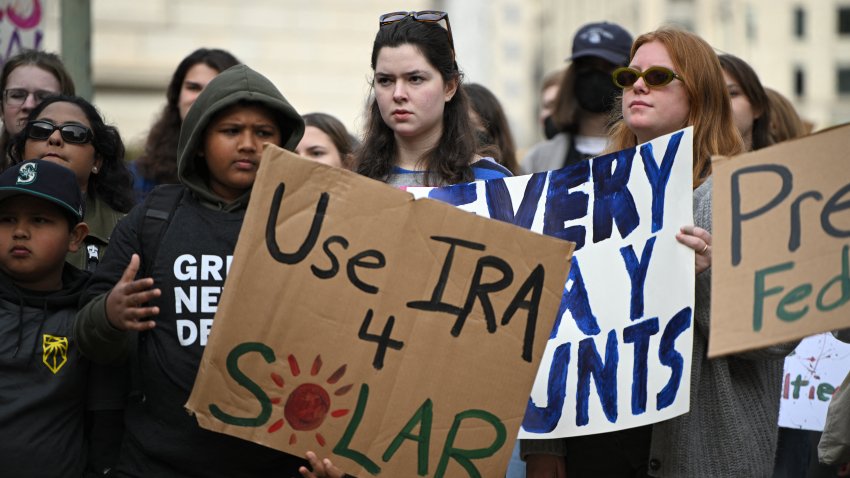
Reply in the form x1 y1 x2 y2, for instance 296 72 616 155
75 65 309 476
177 63 304 210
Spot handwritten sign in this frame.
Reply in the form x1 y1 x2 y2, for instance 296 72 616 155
778 333 850 431
408 128 695 437
0 0 44 68
186 146 574 477
709 123 850 357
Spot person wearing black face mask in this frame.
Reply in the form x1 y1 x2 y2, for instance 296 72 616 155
521 22 633 174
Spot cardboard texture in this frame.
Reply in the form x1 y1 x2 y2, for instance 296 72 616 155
709 123 850 357
409 127 696 438
185 145 574 477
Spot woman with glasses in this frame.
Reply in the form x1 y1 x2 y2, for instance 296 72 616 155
355 11 511 186
8 95 134 271
0 50 76 170
131 48 240 202
524 28 795 478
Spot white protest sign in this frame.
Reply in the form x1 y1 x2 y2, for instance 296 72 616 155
408 127 695 437
778 333 850 431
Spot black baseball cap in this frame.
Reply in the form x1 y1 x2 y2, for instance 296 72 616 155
0 160 85 224
568 22 633 66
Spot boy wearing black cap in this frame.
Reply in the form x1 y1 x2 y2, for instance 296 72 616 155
0 160 103 477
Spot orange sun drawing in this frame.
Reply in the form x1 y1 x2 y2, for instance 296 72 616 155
266 354 353 447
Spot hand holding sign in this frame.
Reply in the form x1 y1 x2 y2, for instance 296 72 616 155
105 253 160 331
298 451 347 478
676 225 712 274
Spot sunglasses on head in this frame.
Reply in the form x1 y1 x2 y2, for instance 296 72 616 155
379 11 455 57
612 66 683 89
27 120 93 144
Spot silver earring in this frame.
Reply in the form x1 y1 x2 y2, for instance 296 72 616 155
92 166 98 174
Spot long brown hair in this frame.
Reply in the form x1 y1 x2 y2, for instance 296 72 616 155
718 54 772 151
608 28 743 188
136 48 240 184
355 17 477 186
765 88 810 143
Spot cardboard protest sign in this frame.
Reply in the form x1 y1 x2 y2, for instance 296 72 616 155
408 127 695 438
709 124 850 357
778 333 850 431
1 1 44 67
186 146 574 477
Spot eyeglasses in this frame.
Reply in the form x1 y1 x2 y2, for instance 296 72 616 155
612 66 683 89
26 120 93 144
3 88 56 107
379 11 455 58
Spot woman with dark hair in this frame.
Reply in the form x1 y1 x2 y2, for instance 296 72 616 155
464 82 519 174
355 11 510 187
522 22 632 174
131 48 240 201
8 95 134 270
296 112 357 169
1 49 76 169
718 54 772 151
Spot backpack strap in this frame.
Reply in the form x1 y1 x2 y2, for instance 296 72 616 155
139 184 185 277
129 184 185 404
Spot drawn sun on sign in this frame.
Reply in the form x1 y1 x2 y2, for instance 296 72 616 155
266 354 353 447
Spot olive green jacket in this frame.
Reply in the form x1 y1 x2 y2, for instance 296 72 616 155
66 194 124 271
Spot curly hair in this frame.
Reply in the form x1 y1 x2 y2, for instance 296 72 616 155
135 48 240 184
8 95 135 213
354 16 477 186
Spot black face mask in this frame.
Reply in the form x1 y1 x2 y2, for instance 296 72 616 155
542 115 559 140
574 69 620 114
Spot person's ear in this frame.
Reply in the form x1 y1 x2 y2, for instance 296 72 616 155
67 222 89 253
92 154 103 175
444 77 459 102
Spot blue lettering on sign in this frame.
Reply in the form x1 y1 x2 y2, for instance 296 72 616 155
521 342 571 433
486 172 546 229
592 150 640 244
543 161 590 250
640 131 682 233
552 257 600 338
428 182 477 207
576 330 619 426
657 307 692 410
623 317 660 415
620 236 657 321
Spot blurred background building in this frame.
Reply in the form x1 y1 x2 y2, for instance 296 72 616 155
9 0 850 154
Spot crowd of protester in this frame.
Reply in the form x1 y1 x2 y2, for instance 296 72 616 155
0 9 846 478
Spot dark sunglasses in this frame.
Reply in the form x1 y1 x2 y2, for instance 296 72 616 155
612 66 683 89
27 120 93 144
379 11 455 57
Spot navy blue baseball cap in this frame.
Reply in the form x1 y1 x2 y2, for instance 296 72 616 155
568 22 633 66
0 160 85 224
